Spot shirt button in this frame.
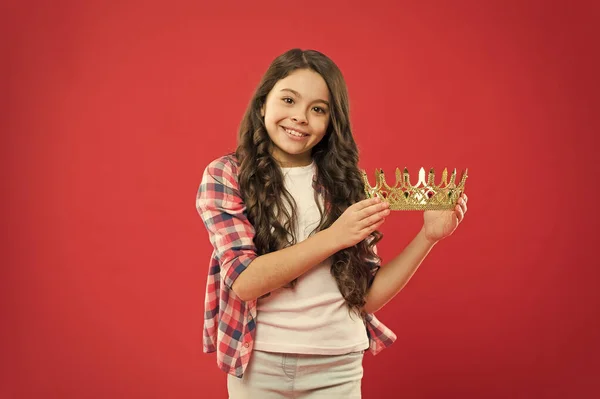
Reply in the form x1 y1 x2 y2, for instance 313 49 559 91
243 342 250 348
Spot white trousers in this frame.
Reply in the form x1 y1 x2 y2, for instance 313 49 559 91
227 350 365 398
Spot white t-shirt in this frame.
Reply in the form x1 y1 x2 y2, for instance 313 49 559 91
254 161 369 355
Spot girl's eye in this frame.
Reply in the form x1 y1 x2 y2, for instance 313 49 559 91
313 107 326 114
282 97 294 104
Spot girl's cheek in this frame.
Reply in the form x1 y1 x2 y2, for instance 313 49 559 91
319 120 329 133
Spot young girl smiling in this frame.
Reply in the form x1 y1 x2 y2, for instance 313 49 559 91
196 48 468 398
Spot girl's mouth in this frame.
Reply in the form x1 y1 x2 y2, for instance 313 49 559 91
282 126 309 139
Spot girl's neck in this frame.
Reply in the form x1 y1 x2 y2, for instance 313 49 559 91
278 159 314 168
271 152 314 168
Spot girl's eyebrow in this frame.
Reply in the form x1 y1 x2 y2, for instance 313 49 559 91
280 88 330 106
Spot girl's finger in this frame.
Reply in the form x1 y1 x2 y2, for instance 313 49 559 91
460 198 467 213
355 197 381 210
359 209 389 229
362 216 386 235
458 197 467 213
360 201 389 220
455 205 464 223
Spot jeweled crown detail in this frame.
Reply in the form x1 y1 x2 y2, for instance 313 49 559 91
361 167 468 211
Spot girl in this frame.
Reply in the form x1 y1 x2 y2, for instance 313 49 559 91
196 49 468 398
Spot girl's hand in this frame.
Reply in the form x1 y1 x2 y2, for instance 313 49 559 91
422 193 468 244
329 197 390 250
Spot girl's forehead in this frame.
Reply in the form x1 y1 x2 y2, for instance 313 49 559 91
271 69 330 102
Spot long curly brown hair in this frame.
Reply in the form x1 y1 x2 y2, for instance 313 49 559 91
235 49 382 316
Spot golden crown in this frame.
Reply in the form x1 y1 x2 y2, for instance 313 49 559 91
361 167 468 211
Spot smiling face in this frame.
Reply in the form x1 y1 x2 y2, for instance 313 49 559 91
261 68 331 167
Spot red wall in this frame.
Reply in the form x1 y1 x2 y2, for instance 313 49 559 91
3 0 599 398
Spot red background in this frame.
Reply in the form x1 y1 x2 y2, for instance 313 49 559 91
2 0 599 398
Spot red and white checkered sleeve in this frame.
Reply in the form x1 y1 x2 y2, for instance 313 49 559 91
196 156 258 289
367 243 382 288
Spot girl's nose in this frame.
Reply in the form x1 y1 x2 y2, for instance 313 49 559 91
291 114 308 124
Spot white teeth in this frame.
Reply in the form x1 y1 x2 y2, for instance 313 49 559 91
284 128 306 137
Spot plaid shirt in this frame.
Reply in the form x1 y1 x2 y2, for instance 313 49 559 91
196 154 397 377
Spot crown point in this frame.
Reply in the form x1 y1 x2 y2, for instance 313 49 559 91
418 168 426 186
